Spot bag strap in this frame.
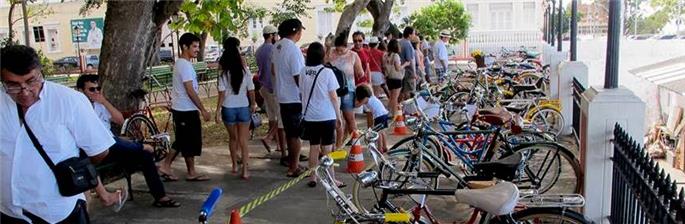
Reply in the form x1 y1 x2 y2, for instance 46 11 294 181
302 67 325 118
17 104 57 171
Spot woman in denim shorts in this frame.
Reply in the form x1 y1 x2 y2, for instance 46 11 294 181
215 37 257 179
328 33 364 148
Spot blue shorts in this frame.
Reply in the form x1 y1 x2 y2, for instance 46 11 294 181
340 91 355 111
222 106 250 125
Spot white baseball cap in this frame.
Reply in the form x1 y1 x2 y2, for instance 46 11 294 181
262 25 278 35
369 36 380 44
439 30 452 38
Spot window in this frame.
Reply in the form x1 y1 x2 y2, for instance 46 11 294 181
467 4 479 29
46 26 60 53
522 2 536 29
32 26 45 42
489 3 513 30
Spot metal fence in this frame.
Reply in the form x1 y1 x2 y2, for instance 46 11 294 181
611 124 685 224
572 77 584 141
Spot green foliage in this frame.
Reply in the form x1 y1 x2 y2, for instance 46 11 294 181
1 38 55 76
269 0 312 26
170 0 267 42
324 0 347 13
357 19 373 28
561 6 585 34
407 0 470 40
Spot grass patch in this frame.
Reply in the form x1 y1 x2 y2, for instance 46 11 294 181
151 96 269 147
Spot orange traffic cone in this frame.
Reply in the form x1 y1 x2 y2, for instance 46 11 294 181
229 209 242 224
392 111 410 135
347 131 365 174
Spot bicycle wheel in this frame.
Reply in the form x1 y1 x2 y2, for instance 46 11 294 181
123 114 166 161
509 207 590 224
352 149 438 215
442 92 470 124
510 143 582 194
529 109 565 137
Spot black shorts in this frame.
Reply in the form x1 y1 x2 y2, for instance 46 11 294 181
279 103 303 138
303 120 336 145
171 110 203 157
387 78 402 90
373 114 390 131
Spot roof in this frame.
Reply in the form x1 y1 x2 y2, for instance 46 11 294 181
629 55 685 95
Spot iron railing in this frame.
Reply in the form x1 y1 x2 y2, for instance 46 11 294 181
611 124 685 223
572 77 584 141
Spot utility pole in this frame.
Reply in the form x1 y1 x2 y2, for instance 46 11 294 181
604 0 621 89
571 0 578 60
21 0 30 46
551 0 556 46
557 0 563 51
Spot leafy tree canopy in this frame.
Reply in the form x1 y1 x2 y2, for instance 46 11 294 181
407 0 470 40
269 0 313 26
170 0 266 42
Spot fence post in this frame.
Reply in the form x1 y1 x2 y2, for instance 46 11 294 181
548 50 568 99
580 86 645 223
558 61 587 135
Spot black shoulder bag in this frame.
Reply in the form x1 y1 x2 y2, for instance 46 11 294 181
299 67 325 140
18 105 99 197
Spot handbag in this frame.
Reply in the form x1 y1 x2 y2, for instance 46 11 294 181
251 113 262 129
299 67 325 140
18 105 99 197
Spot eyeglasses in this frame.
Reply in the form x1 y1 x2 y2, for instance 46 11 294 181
88 86 102 92
2 76 44 94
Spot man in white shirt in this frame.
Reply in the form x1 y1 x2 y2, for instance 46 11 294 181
271 19 307 177
76 74 180 209
86 20 103 49
0 45 113 223
432 30 451 83
159 33 212 182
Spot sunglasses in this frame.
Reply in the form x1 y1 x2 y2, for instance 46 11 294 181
353 39 364 43
88 86 102 92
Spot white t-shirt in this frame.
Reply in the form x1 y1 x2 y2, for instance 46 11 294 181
217 68 255 108
171 58 199 111
299 65 340 122
272 38 305 104
432 40 449 69
93 102 112 131
363 96 389 119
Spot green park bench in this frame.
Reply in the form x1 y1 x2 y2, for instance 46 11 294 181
45 75 73 87
146 65 173 89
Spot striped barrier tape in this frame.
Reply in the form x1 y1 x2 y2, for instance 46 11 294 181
236 168 313 217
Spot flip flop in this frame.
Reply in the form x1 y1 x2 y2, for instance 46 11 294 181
112 187 128 213
153 199 181 208
185 174 210 182
286 168 304 178
159 172 179 182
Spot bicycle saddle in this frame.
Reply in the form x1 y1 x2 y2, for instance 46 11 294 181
455 182 519 216
512 84 538 93
477 107 513 126
472 151 524 181
504 104 527 114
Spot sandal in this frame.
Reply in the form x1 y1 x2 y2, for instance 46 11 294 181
111 187 128 212
286 168 304 178
153 199 181 208
158 171 179 182
185 174 210 182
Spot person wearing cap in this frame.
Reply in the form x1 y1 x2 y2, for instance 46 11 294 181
433 30 451 82
256 25 287 163
367 36 390 98
271 18 308 177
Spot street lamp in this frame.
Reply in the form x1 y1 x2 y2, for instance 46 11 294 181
73 25 84 73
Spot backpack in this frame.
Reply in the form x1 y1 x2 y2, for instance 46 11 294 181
324 63 349 97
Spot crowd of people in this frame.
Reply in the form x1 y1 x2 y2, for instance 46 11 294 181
0 17 452 223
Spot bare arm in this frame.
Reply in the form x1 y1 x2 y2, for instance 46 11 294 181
354 56 364 80
99 98 124 125
248 90 257 112
90 150 109 164
215 90 224 123
184 81 206 112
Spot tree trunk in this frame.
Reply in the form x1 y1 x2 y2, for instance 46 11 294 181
151 31 162 65
197 32 207 62
335 0 371 37
366 0 394 37
99 1 181 115
8 2 17 42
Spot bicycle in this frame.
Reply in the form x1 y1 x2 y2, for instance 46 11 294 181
119 73 174 162
348 131 589 223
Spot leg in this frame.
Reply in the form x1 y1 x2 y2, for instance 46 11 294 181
287 137 302 174
226 124 239 174
308 143 320 183
237 122 251 179
335 123 345 149
343 110 356 140
277 128 287 159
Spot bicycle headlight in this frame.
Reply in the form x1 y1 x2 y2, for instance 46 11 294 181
405 117 420 131
357 171 378 188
